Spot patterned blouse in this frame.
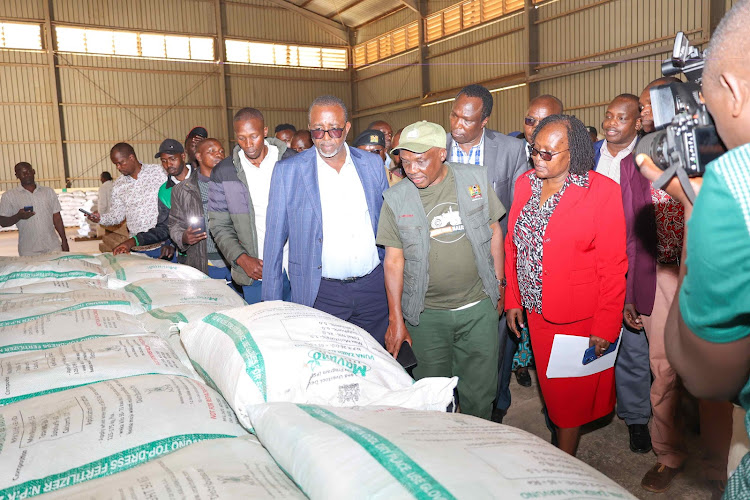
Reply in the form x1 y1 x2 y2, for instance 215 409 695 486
514 172 590 313
651 186 684 264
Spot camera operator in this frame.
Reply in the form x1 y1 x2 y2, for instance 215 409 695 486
637 3 750 497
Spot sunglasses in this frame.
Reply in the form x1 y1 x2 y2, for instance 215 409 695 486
529 145 569 161
524 116 538 127
310 128 345 140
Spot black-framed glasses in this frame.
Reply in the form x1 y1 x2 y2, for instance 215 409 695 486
524 116 538 127
529 145 569 161
310 128 345 139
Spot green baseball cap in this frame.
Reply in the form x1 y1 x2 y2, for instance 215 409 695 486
391 120 447 155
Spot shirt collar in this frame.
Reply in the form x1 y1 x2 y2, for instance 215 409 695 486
316 143 352 169
170 163 191 185
452 130 485 153
601 135 638 159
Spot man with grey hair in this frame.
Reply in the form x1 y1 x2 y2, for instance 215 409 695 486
263 95 390 346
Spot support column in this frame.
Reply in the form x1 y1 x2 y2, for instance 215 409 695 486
417 0 429 99
42 0 68 188
348 29 359 132
215 0 231 152
523 0 539 99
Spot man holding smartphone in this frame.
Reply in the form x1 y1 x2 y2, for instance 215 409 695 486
0 162 68 256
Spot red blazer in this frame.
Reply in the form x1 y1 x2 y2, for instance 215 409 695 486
505 170 628 343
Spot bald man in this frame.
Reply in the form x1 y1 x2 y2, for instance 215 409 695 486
634 5 749 498
522 95 564 145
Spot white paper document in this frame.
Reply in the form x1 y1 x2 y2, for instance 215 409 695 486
546 328 623 379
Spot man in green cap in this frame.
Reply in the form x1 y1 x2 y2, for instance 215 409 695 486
376 120 506 420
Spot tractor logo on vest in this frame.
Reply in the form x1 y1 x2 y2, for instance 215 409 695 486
468 184 482 200
428 203 465 243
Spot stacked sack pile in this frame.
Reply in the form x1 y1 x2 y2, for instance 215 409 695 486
0 253 637 499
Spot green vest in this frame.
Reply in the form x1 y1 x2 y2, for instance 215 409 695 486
383 162 499 325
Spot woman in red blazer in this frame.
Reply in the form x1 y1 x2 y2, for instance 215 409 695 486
505 115 627 456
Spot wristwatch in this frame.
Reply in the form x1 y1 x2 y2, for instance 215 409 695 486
497 278 507 288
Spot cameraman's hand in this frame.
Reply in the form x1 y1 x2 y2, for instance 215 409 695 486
636 154 702 209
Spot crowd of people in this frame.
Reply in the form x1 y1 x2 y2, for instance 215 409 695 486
2 3 750 498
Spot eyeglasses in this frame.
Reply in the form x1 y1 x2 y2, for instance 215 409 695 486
310 128 345 140
529 145 569 161
524 116 538 127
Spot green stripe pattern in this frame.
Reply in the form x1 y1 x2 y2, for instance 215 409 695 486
0 433 235 498
101 253 126 280
0 335 108 355
202 313 267 402
297 405 456 500
0 270 97 284
146 309 188 323
124 284 153 310
0 301 133 327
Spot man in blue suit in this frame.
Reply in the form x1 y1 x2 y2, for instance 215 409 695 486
262 95 390 346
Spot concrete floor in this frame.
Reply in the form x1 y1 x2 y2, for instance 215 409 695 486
504 369 716 499
0 230 718 498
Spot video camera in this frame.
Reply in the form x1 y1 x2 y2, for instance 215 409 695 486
635 32 726 198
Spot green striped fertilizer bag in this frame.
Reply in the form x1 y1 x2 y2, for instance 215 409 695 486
0 334 200 406
0 309 150 358
0 374 247 498
248 403 638 500
180 301 457 431
0 277 109 295
41 435 307 499
0 258 105 289
98 253 208 285
121 278 246 311
0 289 146 327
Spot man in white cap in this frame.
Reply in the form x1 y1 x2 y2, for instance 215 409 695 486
377 120 506 420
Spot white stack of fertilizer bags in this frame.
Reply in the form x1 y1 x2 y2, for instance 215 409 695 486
41 435 307 499
99 253 209 283
57 189 98 230
122 278 246 310
0 374 247 498
0 289 146 327
248 403 637 500
0 309 150 358
180 301 457 429
0 335 199 406
0 277 109 294
0 257 105 288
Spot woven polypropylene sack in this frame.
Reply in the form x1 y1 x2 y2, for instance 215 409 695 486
180 301 457 430
0 374 246 498
248 403 638 500
41 435 306 499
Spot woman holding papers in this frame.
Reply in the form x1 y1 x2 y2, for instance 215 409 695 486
504 115 627 456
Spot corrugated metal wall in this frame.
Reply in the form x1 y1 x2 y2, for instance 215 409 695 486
1 0 350 190
353 0 712 138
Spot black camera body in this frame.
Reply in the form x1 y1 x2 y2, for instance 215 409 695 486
635 32 725 177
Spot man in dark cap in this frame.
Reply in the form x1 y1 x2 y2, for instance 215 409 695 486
111 139 193 258
353 129 386 163
186 126 208 168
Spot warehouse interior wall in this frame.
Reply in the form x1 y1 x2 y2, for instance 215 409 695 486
352 0 724 138
0 0 351 191
0 0 739 191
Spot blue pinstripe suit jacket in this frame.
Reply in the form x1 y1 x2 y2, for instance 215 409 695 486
262 146 389 306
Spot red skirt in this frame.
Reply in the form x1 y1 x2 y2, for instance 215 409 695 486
527 310 616 428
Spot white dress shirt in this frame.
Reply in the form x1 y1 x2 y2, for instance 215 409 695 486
317 144 380 279
597 136 638 185
239 142 288 274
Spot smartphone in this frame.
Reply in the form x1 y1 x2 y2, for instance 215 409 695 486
23 206 33 212
582 337 619 365
396 341 418 371
189 216 207 234
78 208 93 217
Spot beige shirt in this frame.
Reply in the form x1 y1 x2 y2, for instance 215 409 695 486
597 136 638 185
0 185 62 256
317 144 380 279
